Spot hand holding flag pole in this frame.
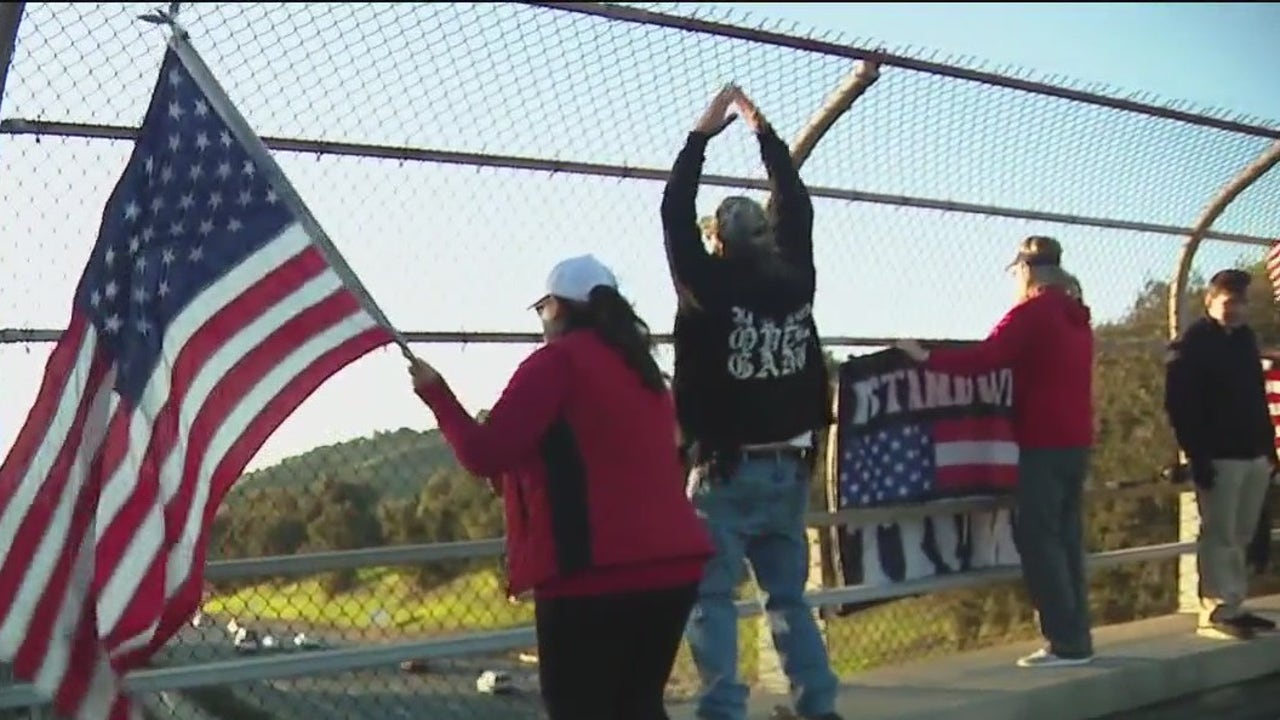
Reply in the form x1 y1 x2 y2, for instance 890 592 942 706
139 3 416 364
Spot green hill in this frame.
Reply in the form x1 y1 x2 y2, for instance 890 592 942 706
228 426 461 503
210 421 503 587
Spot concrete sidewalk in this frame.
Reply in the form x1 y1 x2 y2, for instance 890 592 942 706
671 594 1280 720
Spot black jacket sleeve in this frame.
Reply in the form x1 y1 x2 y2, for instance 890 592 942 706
756 123 813 271
1164 330 1211 462
661 132 714 308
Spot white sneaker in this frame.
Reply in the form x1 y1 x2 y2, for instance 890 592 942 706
1016 648 1094 668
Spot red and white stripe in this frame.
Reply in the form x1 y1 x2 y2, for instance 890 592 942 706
1266 368 1280 450
0 223 393 720
1265 242 1280 303
933 416 1020 491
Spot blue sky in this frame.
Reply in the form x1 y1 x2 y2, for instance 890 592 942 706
0 2 1278 470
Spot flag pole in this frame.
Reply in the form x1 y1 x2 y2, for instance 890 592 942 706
138 4 415 363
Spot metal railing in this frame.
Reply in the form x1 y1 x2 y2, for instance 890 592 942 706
201 478 1167 581
0 484 1225 708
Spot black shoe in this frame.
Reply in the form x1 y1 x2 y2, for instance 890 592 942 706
1235 612 1277 631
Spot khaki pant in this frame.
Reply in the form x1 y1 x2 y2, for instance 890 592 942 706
1196 457 1272 625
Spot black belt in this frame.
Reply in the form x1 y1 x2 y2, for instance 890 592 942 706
741 445 811 459
688 444 814 486
685 441 811 468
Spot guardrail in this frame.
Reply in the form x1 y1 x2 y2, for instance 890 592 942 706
0 481 1202 709
202 480 1169 580
0 534 1231 707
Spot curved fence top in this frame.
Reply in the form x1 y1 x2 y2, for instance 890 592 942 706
0 2 1276 340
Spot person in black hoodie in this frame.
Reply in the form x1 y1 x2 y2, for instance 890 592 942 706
661 84 839 720
1165 268 1279 641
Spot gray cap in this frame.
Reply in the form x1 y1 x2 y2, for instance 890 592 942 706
1006 235 1063 269
714 196 770 247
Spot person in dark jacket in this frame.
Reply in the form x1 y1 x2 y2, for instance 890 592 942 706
662 84 840 720
408 254 714 720
896 235 1096 669
1164 268 1278 641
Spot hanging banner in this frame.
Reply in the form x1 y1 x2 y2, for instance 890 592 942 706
829 349 1022 614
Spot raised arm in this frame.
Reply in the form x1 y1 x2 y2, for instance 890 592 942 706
733 87 813 268
411 345 570 479
661 86 738 308
661 132 715 307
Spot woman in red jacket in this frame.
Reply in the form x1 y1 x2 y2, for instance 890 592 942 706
407 253 713 720
896 235 1096 670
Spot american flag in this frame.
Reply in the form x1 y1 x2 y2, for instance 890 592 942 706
838 417 1019 508
0 46 394 720
1266 242 1280 302
1267 367 1280 450
836 353 1019 509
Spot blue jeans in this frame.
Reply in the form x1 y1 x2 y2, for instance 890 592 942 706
685 453 839 720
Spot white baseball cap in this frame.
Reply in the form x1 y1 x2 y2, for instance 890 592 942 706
530 254 619 308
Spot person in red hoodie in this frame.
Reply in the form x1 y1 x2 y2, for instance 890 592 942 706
895 235 1096 669
406 253 713 720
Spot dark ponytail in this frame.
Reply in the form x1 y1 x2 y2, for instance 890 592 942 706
570 286 666 392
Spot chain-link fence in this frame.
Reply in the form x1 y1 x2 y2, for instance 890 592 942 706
1 2 1278 719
